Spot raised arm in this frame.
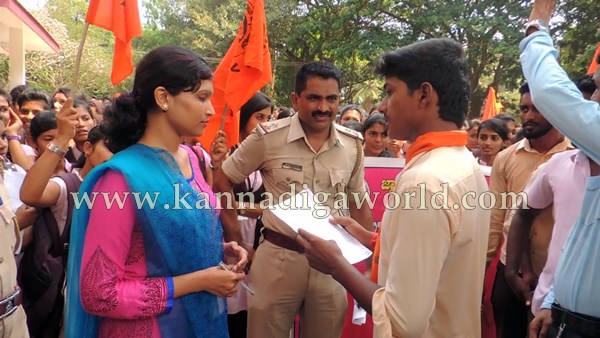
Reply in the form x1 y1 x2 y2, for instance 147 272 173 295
520 0 600 163
6 109 34 170
20 99 77 207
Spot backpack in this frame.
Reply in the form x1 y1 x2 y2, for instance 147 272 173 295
17 172 81 338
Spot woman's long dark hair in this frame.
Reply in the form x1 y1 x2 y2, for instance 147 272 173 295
101 46 213 153
240 92 273 132
30 111 57 141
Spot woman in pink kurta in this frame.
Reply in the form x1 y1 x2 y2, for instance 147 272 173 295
79 145 218 337
65 46 246 338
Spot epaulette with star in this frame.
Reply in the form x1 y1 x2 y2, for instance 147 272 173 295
335 123 364 141
256 117 292 135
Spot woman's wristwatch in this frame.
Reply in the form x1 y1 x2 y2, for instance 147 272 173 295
46 142 68 157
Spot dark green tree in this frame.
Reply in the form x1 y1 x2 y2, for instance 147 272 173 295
554 0 600 79
381 0 531 118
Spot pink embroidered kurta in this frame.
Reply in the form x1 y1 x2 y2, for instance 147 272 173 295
80 146 216 338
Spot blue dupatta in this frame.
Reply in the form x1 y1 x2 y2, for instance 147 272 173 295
65 144 228 338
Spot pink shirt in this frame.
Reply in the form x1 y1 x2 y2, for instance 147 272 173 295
524 149 589 314
182 145 217 209
80 146 215 337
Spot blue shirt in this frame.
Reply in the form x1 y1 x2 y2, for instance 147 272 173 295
520 31 600 317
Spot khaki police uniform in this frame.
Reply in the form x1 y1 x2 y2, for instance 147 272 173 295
222 114 366 338
0 176 28 338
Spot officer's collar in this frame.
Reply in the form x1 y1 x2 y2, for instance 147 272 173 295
287 114 344 147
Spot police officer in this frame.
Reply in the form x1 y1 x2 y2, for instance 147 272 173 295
215 61 373 338
0 173 28 338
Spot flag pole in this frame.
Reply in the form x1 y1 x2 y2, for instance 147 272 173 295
219 104 229 130
588 43 600 75
72 22 90 91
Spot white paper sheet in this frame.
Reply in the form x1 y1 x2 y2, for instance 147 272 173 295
271 189 373 264
352 300 367 325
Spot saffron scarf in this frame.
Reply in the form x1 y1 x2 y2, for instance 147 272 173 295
370 130 468 283
406 130 468 164
65 144 227 338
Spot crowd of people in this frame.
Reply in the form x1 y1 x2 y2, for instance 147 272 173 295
0 0 599 337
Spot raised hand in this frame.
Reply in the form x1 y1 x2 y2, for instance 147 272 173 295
6 108 23 137
530 0 557 23
210 131 228 167
55 97 78 145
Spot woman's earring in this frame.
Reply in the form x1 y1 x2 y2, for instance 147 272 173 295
162 105 168 111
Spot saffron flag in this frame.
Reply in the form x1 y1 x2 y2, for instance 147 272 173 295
481 87 498 121
588 43 600 75
198 0 272 150
85 0 142 85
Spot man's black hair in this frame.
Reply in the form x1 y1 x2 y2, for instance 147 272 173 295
295 61 342 95
374 38 470 127
17 88 51 109
574 74 596 95
519 82 530 95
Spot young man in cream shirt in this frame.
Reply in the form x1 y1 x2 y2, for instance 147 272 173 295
296 38 490 338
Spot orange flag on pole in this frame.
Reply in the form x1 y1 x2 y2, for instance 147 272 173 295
481 87 498 121
198 0 272 150
85 0 142 85
587 43 600 75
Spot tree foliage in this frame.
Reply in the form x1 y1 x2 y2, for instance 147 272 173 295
0 0 129 96
554 0 600 79
381 0 532 117
1 0 596 113
136 0 538 116
137 0 396 107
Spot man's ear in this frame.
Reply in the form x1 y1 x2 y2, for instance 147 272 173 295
418 82 439 108
419 82 435 107
291 92 300 111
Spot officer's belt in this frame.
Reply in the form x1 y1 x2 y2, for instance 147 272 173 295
263 229 304 253
0 287 22 320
